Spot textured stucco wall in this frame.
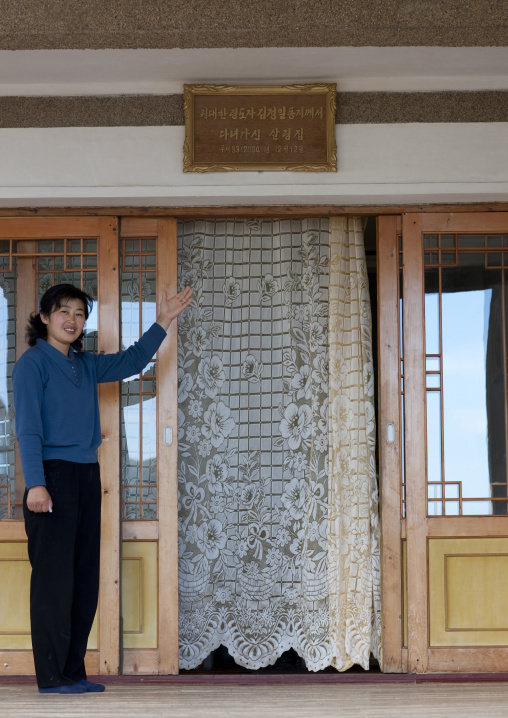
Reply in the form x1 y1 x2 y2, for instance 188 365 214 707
0 91 507 127
1 0 507 49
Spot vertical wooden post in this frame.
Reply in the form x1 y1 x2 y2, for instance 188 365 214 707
377 216 403 672
97 217 121 675
402 213 428 673
14 242 37 515
156 218 179 674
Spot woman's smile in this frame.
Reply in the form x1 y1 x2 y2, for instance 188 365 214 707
40 297 86 355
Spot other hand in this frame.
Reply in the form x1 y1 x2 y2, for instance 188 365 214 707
156 287 193 331
27 485 53 513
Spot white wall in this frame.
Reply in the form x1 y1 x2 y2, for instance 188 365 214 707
0 123 506 207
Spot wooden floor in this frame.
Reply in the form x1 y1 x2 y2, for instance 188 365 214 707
2 682 508 718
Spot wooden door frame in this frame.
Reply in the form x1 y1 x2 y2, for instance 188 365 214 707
5 207 508 677
377 215 405 672
0 216 181 677
379 211 508 674
119 218 179 675
0 217 119 676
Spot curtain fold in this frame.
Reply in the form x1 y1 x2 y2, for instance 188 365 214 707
176 217 381 671
328 216 382 670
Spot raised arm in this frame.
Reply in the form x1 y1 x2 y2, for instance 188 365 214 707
95 287 193 383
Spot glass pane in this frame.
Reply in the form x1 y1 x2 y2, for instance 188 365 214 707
5 239 99 519
463 501 495 515
401 393 406 492
122 379 142 518
426 357 440 371
458 235 485 249
441 253 456 265
120 238 158 520
444 501 460 515
424 234 439 249
426 390 442 483
426 375 440 389
428 483 443 499
141 272 157 334
428 501 443 516
458 252 483 267
399 291 404 358
142 396 157 466
0 263 18 518
444 483 459 498
425 269 440 355
487 253 502 267
441 234 456 249
441 263 506 515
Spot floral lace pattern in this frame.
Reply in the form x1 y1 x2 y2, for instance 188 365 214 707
328 217 382 670
177 218 381 672
177 219 331 670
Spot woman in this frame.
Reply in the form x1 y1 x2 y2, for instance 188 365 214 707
13 283 192 694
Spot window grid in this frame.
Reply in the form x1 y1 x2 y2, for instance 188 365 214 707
1 239 98 519
424 233 508 516
120 238 158 520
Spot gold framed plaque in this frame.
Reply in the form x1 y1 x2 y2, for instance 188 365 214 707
183 83 337 172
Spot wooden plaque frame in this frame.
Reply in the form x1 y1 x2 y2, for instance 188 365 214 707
183 83 337 173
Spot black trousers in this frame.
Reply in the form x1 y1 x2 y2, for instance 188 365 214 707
23 459 101 688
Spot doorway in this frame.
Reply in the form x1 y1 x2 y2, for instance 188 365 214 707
379 212 508 673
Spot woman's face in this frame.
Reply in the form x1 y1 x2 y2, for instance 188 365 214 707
40 297 86 355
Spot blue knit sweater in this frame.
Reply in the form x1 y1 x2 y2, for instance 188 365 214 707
12 323 166 489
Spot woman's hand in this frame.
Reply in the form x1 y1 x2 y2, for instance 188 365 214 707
27 485 53 513
156 287 193 331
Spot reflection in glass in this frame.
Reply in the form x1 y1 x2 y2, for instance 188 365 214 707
428 484 443 516
444 483 459 499
457 235 485 249
428 501 443 516
463 500 507 515
442 269 505 512
120 241 158 520
426 374 440 389
0 266 17 518
425 269 440 355
426 390 442 483
441 234 456 249
425 253 508 516
426 357 440 371
428 483 443 499
4 239 99 519
445 501 460 515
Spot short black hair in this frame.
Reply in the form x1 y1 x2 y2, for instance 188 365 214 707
26 283 94 350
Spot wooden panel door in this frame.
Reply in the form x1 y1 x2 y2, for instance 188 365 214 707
119 218 179 675
0 217 119 675
379 212 508 673
0 216 180 677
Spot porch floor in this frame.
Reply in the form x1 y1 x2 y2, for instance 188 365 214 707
2 675 508 718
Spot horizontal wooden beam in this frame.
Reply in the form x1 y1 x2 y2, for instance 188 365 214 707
0 203 508 219
427 516 508 538
428 648 508 673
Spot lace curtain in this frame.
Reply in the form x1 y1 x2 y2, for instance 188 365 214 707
177 218 381 671
328 217 382 670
